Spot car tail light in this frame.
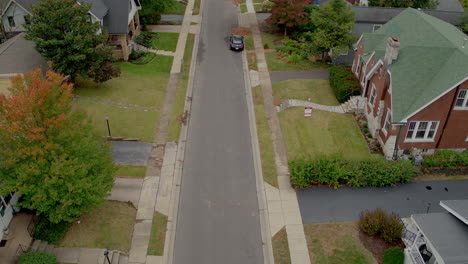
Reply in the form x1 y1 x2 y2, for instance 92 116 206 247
230 44 234 47
240 44 244 47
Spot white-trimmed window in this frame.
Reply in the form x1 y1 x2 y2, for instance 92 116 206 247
355 57 361 74
454 90 468 109
383 110 391 134
372 24 382 32
405 121 439 141
369 84 377 106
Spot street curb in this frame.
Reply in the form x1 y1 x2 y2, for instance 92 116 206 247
240 14 275 264
163 0 203 262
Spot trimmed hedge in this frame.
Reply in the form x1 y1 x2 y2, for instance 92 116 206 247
33 217 70 244
422 150 468 168
359 209 403 243
383 247 404 264
329 66 360 103
290 157 416 188
19 252 56 264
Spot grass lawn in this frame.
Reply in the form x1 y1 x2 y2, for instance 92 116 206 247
147 212 168 255
151 33 179 52
162 1 186 14
59 201 136 253
252 86 278 187
248 53 258 71
304 222 377 264
273 227 291 264
279 108 381 161
240 3 248 13
73 56 173 142
261 33 283 49
193 0 201 15
265 52 331 71
167 33 195 142
272 79 340 106
245 35 254 50
115 165 147 177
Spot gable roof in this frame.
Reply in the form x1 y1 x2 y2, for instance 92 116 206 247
4 0 139 33
352 6 464 26
0 33 47 75
360 8 468 122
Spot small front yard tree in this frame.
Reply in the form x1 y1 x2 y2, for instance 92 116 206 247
310 0 355 61
0 68 115 223
25 0 120 83
267 0 311 35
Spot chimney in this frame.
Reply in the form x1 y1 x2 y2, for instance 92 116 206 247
384 36 400 66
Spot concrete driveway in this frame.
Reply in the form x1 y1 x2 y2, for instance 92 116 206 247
297 180 468 223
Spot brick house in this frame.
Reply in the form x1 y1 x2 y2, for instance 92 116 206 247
1 0 141 60
352 8 468 159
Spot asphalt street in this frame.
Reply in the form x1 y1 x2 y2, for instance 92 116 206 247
297 179 468 223
173 1 264 264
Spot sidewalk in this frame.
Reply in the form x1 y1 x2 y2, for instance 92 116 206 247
241 13 312 264
127 0 199 262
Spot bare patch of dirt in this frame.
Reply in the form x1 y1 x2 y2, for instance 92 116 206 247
358 230 404 264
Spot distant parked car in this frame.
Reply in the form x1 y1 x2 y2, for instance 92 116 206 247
229 35 244 51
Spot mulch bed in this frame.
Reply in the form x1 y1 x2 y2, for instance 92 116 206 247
420 167 468 176
358 230 405 264
353 114 383 154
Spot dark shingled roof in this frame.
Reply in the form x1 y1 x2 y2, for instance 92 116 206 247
0 33 47 74
352 6 463 26
81 0 108 19
102 0 131 34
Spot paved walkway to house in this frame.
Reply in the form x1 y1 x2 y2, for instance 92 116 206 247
111 141 152 166
127 0 199 262
270 70 329 82
161 15 184 22
298 179 468 223
241 13 311 264
107 178 144 208
276 99 345 113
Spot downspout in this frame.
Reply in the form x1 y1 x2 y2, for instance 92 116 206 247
392 124 404 160
435 85 460 149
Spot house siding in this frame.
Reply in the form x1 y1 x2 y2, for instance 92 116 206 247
437 80 468 149
2 2 29 33
397 88 457 152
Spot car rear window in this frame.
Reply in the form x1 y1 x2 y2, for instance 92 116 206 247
232 37 243 44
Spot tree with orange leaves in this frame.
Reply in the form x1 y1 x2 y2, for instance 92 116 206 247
0 68 115 223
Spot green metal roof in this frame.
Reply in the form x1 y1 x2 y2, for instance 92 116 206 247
360 8 468 122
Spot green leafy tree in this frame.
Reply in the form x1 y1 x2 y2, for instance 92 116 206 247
310 0 355 60
25 0 119 82
267 0 311 35
140 0 177 25
0 68 115 223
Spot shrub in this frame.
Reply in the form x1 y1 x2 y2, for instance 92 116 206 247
329 66 360 103
290 158 416 188
422 150 468 168
19 252 56 264
33 217 70 244
367 133 372 138
383 247 404 264
381 213 404 242
264 43 269 49
135 32 157 48
359 209 386 236
139 8 161 25
359 209 403 243
129 50 146 61
130 52 156 65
